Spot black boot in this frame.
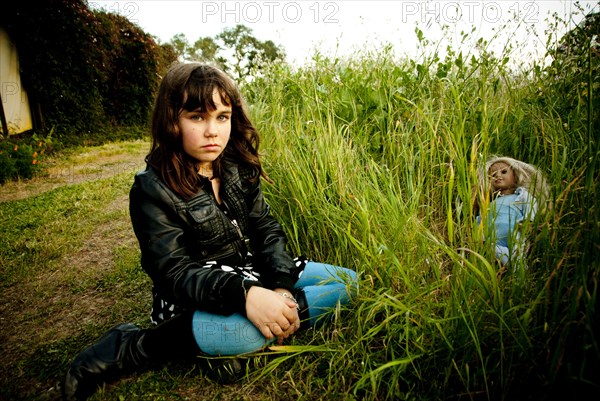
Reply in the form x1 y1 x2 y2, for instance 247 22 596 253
203 356 248 384
62 323 149 401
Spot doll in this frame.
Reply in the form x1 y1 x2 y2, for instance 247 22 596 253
476 156 548 267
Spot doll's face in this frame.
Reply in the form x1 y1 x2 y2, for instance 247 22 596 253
489 161 516 194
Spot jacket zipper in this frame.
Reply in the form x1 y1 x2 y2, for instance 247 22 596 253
229 218 247 261
230 218 243 239
220 198 248 262
220 198 243 239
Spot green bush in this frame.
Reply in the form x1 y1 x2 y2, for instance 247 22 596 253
0 0 176 142
0 134 51 183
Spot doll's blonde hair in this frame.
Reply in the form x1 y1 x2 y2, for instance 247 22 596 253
483 156 549 204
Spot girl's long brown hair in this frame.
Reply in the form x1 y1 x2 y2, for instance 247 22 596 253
146 62 266 199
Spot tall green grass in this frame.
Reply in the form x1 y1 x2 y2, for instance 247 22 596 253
242 26 599 400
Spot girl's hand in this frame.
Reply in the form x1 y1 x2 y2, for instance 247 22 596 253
245 286 300 343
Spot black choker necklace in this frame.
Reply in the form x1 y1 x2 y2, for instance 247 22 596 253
198 171 213 180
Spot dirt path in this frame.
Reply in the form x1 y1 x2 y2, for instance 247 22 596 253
0 140 149 202
0 140 150 400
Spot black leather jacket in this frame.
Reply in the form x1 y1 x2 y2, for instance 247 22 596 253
129 161 296 317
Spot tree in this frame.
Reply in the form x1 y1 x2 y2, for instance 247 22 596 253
217 24 285 80
191 37 221 62
0 0 176 139
169 24 286 80
545 10 599 135
169 33 189 58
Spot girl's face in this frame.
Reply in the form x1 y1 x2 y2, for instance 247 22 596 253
489 161 516 194
178 89 231 170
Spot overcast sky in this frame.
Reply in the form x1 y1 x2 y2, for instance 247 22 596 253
89 1 599 66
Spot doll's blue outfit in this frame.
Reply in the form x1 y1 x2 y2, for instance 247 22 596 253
477 187 537 266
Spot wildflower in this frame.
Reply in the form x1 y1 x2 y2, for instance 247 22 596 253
32 159 37 165
33 152 38 158
38 141 43 147
13 145 18 151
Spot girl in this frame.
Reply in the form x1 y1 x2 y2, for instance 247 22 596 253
63 63 357 400
476 156 548 267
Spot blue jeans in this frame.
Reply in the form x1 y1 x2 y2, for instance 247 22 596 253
191 262 357 355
